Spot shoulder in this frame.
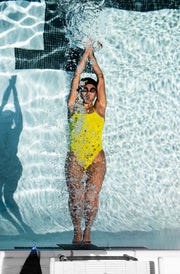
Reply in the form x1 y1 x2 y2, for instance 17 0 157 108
68 99 81 118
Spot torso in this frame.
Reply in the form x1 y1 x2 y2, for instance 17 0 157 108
69 108 104 169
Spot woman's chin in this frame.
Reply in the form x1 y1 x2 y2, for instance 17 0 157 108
83 99 91 104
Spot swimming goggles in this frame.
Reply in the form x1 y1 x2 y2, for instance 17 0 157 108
78 87 97 93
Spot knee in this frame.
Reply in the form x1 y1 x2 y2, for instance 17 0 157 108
69 190 84 206
84 189 99 204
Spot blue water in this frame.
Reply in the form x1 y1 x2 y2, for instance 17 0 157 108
0 1 180 249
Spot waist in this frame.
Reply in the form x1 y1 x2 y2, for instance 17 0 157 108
70 134 103 149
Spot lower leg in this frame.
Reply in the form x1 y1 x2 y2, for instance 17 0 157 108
83 194 99 242
69 196 84 243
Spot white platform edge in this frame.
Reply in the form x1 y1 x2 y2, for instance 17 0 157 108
49 250 180 274
1 249 180 274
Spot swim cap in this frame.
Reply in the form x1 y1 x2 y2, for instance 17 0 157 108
80 77 98 88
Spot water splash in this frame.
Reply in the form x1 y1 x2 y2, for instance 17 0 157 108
58 0 105 48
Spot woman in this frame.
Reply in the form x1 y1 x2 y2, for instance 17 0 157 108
66 42 106 244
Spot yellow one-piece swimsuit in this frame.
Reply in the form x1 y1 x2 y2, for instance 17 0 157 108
69 108 104 169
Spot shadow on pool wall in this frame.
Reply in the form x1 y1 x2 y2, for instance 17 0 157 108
0 76 33 235
0 0 180 250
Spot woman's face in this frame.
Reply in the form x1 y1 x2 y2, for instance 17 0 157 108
81 84 97 104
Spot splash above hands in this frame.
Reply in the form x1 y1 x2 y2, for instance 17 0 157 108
85 39 103 53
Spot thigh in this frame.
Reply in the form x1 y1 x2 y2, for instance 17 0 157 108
86 150 106 193
65 151 85 195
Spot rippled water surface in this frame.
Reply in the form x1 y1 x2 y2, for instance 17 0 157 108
0 1 180 248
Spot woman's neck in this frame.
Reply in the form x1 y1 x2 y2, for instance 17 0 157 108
83 103 94 113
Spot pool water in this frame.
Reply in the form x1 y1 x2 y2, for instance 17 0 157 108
0 0 180 249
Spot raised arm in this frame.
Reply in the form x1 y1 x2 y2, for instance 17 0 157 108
0 80 11 113
89 50 106 118
68 47 91 108
10 76 23 134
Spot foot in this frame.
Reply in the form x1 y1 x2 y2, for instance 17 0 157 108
82 241 91 244
72 227 82 243
82 228 91 243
